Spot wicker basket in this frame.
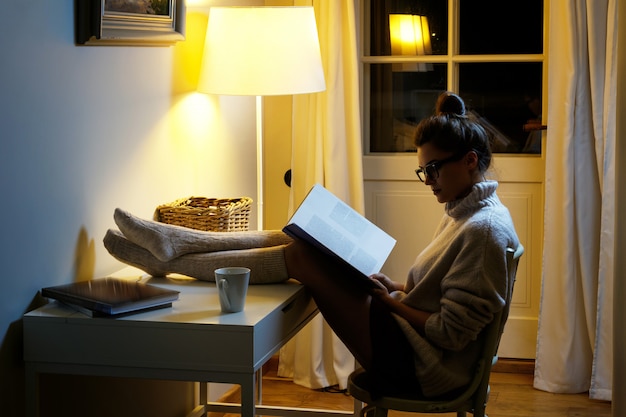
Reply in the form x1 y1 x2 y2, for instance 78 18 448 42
154 196 252 232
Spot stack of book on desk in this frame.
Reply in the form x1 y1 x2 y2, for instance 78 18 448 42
41 278 180 317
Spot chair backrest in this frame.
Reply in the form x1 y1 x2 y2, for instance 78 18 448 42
468 244 524 413
496 244 524 353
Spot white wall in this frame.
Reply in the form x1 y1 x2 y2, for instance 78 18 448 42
0 1 260 416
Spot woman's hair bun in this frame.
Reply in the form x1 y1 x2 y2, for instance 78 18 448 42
435 91 466 116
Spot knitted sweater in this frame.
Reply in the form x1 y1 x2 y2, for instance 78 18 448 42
391 180 519 397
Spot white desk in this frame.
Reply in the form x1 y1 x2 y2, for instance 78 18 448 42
23 273 352 417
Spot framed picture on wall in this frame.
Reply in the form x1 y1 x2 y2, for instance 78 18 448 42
76 0 185 46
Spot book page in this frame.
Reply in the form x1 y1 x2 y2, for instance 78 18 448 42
286 185 396 276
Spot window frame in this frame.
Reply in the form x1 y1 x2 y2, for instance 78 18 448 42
357 0 547 156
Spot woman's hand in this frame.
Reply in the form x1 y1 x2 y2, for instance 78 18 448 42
368 273 402 294
368 273 430 334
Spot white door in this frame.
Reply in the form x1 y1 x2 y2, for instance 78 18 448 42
358 0 547 359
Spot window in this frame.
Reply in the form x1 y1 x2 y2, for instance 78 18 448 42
361 0 545 154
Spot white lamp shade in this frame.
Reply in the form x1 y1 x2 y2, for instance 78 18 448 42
198 7 326 96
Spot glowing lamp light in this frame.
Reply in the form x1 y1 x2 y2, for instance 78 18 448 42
389 14 433 72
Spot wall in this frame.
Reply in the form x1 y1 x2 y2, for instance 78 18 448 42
264 95 295 229
0 1 261 416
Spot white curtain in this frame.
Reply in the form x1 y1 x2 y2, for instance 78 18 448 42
276 0 364 390
533 0 616 401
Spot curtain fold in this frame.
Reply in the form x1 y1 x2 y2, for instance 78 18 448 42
277 0 364 390
533 0 616 401
369 0 394 152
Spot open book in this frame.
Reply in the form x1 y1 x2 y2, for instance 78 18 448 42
283 184 396 282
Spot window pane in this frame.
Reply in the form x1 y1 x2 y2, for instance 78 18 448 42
459 62 542 153
460 0 543 55
369 0 448 56
369 63 447 153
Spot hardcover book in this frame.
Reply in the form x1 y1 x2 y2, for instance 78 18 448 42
41 278 180 317
283 184 396 282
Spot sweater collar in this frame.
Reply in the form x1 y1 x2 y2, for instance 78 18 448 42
445 180 499 219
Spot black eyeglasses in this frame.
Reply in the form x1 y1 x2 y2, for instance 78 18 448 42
415 153 466 182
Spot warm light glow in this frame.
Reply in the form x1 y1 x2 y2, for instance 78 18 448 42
198 7 326 96
389 14 433 72
172 12 208 94
185 0 205 6
420 15 432 55
170 93 219 148
389 14 418 56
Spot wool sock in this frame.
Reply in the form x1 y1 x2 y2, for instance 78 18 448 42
113 208 292 262
104 229 290 284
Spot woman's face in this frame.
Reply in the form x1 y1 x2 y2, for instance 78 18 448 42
417 142 478 203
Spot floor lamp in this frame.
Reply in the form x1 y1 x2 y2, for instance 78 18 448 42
197 6 326 230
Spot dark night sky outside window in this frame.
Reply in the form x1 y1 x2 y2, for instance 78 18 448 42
366 0 544 154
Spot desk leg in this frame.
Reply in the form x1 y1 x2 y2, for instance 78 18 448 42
241 374 256 417
25 363 39 417
256 369 263 404
353 398 363 417
200 382 208 417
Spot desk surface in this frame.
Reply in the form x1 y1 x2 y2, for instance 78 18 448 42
24 272 318 377
27 273 306 326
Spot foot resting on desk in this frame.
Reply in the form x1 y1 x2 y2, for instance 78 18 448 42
103 229 291 283
114 208 293 262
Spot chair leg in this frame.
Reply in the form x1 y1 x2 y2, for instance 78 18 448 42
472 402 486 417
373 406 388 417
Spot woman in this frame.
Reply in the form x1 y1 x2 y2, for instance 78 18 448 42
104 92 519 398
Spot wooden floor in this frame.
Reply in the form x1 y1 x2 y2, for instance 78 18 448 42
217 357 612 417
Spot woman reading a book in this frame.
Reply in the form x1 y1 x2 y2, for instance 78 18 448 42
104 92 520 398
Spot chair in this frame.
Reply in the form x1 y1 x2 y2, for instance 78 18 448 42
348 245 524 417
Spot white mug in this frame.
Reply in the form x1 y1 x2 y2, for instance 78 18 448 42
214 267 250 313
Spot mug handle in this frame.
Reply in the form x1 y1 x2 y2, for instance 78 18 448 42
218 278 230 310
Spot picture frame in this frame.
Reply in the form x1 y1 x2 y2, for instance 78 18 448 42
76 0 185 46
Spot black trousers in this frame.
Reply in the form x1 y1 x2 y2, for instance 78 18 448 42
367 297 422 398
